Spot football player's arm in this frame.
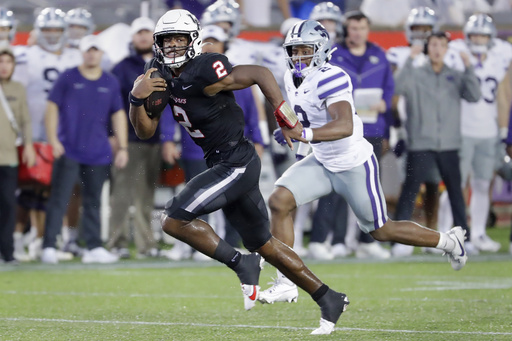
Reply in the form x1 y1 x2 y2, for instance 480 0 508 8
284 101 354 142
204 64 305 147
459 64 481 103
111 109 129 169
44 101 65 159
497 67 512 139
129 68 167 140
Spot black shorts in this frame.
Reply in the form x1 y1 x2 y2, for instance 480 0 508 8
165 142 271 251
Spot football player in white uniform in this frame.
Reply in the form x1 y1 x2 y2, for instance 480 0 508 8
0 8 27 62
11 7 82 261
438 14 512 252
259 21 469 333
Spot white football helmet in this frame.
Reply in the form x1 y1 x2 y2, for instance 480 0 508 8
464 14 496 54
34 7 67 52
0 8 16 44
65 8 95 48
200 1 241 39
283 20 332 78
309 2 344 41
404 7 438 45
154 9 202 69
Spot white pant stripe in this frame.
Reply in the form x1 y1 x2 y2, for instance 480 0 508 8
184 167 246 213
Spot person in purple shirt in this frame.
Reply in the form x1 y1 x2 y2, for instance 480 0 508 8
311 11 394 259
42 35 128 264
107 17 178 260
165 0 217 20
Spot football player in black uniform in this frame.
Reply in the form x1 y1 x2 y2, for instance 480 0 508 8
128 9 348 334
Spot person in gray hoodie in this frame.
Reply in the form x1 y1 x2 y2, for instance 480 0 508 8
394 31 481 249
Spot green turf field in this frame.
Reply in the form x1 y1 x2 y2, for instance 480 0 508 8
1 228 511 341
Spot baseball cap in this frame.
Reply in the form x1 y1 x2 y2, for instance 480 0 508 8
131 17 155 36
79 34 103 52
202 25 228 42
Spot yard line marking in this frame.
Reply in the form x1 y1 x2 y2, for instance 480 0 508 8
402 279 512 291
3 290 511 303
2 317 512 336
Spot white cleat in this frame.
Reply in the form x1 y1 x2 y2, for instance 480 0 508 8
41 247 58 264
258 278 299 304
308 242 334 260
391 243 414 257
446 226 467 271
241 284 260 311
472 234 501 253
311 318 335 335
356 242 391 259
82 247 119 264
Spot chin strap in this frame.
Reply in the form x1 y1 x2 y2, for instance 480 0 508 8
274 101 298 129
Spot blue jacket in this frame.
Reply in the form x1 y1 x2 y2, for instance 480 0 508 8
111 47 174 144
330 42 394 138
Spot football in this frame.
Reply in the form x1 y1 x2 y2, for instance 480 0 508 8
144 69 171 119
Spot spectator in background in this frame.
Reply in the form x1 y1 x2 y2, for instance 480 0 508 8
438 14 512 253
386 6 443 256
277 0 345 19
42 35 128 264
58 7 98 258
108 17 178 259
165 0 218 19
12 7 82 261
0 47 34 264
325 10 394 258
393 31 481 254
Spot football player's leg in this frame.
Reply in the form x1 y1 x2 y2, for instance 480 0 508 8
162 165 238 263
268 154 332 247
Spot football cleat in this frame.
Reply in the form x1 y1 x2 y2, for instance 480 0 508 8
241 284 260 311
258 278 299 304
445 226 467 271
311 318 335 335
312 292 349 335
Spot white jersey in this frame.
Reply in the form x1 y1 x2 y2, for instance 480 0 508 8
227 38 289 100
12 45 82 142
446 38 512 138
284 63 373 172
386 46 429 69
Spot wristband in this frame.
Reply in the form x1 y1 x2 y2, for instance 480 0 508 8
129 92 145 107
302 128 313 142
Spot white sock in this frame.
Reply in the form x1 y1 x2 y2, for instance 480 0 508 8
277 270 294 286
469 178 490 239
436 232 455 252
437 191 453 233
14 232 24 253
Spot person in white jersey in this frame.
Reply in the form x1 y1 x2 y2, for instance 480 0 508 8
12 7 82 261
258 20 468 317
438 14 512 252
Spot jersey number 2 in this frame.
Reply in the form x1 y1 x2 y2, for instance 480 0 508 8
213 61 228 79
173 106 205 138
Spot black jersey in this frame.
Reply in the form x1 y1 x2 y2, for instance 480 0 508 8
145 53 246 160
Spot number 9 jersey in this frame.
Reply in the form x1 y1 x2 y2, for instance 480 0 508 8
145 53 249 163
12 45 82 142
284 62 373 172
